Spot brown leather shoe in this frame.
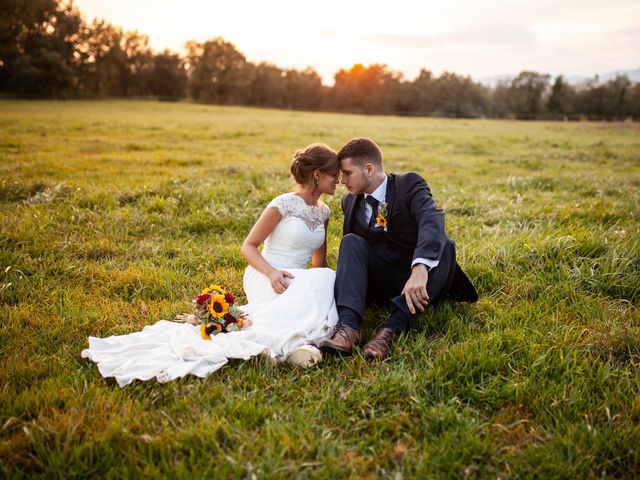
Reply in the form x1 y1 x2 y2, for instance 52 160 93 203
319 324 361 355
362 327 399 361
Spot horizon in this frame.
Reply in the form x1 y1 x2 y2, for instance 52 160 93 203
74 0 640 86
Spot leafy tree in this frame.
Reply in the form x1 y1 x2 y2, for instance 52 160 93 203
575 75 634 118
626 83 640 119
283 67 325 110
332 63 404 113
412 69 436 113
0 0 82 95
491 81 512 117
186 37 252 104
120 31 153 96
75 19 120 95
249 62 285 107
406 69 490 117
429 72 490 117
602 75 632 117
0 0 56 88
547 75 576 114
507 71 551 115
75 21 153 97
149 50 187 99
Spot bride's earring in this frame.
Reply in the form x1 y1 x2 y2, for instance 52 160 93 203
313 176 319 191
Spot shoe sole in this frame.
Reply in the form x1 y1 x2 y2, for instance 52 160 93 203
287 346 322 367
319 345 354 356
363 352 385 361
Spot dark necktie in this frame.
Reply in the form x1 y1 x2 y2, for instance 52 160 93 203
365 195 379 229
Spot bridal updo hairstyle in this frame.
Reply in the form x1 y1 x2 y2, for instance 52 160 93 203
290 143 339 186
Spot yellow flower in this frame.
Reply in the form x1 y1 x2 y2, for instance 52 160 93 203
208 294 229 318
376 214 388 229
200 324 211 340
237 318 243 329
201 283 224 295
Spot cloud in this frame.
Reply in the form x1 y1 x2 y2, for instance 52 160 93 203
73 0 639 82
613 25 640 39
317 29 338 37
365 25 537 49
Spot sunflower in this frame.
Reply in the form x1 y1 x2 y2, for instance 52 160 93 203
376 214 388 229
208 293 229 318
202 283 225 295
200 323 210 340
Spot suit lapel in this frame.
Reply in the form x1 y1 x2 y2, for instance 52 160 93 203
343 193 361 234
385 173 396 224
345 174 394 234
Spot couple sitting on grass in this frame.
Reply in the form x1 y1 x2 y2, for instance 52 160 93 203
82 138 477 386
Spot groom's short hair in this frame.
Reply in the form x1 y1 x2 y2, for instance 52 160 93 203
337 137 383 169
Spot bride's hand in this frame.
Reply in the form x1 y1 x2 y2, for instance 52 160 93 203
267 269 294 294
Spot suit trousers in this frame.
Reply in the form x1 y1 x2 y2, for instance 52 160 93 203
334 234 456 328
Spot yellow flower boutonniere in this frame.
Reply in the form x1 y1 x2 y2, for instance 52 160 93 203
375 202 389 231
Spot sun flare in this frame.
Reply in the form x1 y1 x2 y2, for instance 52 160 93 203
74 0 640 83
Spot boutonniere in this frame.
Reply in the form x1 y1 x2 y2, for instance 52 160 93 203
375 202 389 231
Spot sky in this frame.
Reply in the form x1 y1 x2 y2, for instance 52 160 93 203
74 0 640 85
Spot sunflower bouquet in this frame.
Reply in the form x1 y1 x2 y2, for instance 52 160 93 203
194 283 246 340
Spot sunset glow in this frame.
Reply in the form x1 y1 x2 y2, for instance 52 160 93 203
74 0 640 84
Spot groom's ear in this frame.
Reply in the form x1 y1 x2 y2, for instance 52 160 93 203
364 162 375 176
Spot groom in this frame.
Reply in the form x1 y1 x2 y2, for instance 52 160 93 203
320 137 477 361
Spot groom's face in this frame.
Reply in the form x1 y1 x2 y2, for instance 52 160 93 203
340 157 371 195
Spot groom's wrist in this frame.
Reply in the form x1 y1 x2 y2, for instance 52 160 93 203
412 257 438 271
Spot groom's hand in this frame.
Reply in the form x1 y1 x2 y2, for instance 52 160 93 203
401 264 430 315
267 269 295 294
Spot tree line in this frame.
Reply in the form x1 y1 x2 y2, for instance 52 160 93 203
2 0 639 119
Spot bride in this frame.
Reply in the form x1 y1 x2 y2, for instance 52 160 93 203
82 144 340 386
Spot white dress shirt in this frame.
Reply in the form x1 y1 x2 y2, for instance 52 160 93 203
364 175 439 271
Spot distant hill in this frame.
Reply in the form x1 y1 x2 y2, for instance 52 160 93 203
478 68 640 87
566 68 640 85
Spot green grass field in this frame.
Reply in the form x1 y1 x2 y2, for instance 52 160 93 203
1 100 639 478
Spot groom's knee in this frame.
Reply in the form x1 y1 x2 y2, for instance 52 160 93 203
338 234 368 267
340 234 367 251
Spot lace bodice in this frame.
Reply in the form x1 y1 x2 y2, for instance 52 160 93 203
261 193 330 269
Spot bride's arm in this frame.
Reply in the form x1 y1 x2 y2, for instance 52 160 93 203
311 219 329 268
241 207 294 294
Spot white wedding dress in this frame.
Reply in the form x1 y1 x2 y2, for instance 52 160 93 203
81 193 338 387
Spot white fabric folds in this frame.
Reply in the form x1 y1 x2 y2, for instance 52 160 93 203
81 193 338 387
